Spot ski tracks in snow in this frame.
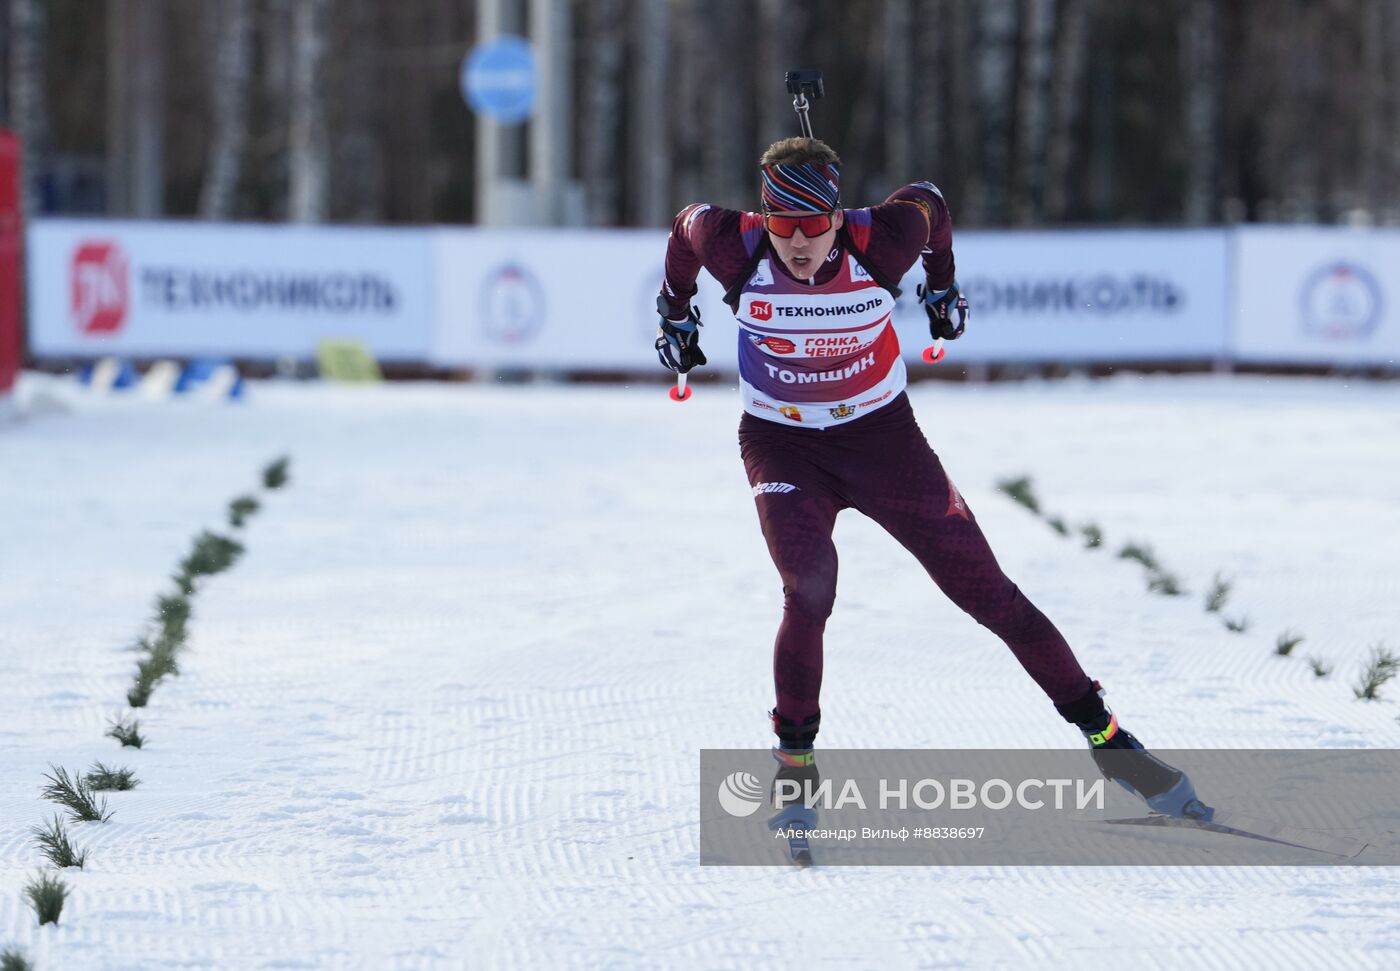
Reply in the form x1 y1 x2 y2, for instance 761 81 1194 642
2 378 1399 968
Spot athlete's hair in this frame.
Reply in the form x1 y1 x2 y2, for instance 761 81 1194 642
759 137 841 169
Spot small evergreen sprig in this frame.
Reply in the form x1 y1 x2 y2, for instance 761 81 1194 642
1276 629 1304 657
1308 656 1332 678
155 591 192 643
85 762 140 792
996 475 1041 515
176 531 245 586
1146 570 1185 597
24 872 69 926
1117 542 1160 572
1046 515 1069 537
1204 574 1232 614
1080 523 1103 549
1223 615 1250 634
40 765 113 823
228 494 261 527
1 946 34 971
31 815 87 869
107 714 144 749
1353 645 1399 701
127 632 181 708
262 456 291 490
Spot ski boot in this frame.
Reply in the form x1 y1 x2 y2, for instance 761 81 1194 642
768 710 821 864
1057 683 1208 819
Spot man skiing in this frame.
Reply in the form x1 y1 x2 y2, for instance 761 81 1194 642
655 136 1202 832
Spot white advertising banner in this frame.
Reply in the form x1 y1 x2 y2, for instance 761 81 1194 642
1232 226 1400 366
433 227 1229 371
28 219 434 359
432 227 736 370
890 229 1230 364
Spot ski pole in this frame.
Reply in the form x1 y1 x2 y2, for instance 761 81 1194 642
669 371 690 402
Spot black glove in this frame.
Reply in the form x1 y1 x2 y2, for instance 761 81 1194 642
654 295 707 373
918 281 969 340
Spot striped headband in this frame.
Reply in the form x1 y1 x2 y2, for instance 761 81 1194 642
760 162 841 213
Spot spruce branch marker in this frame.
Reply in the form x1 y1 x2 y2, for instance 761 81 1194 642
85 762 140 792
262 455 291 490
107 715 144 749
1204 573 1232 613
229 494 261 527
1354 645 1399 701
31 815 87 869
995 475 1041 515
0 947 34 971
1308 656 1332 679
1276 630 1304 657
23 872 69 926
40 766 113 823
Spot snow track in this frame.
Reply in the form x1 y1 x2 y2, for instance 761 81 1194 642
2 374 1399 969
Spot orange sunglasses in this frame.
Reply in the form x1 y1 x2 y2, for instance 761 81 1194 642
764 211 836 239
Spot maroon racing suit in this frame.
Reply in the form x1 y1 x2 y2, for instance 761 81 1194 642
662 184 1095 729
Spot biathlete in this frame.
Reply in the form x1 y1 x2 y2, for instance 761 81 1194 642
655 136 1201 823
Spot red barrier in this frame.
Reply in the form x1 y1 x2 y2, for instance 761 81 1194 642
0 130 20 395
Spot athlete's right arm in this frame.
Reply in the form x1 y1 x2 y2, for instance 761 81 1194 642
658 204 748 319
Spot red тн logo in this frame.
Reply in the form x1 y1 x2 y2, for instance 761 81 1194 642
750 300 773 321
71 241 130 335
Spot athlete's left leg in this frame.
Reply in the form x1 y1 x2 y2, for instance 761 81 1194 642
845 407 1094 707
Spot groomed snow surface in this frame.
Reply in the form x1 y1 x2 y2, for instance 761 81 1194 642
2 372 1399 970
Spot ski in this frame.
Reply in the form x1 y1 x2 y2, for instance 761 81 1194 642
1100 808 1368 859
777 825 813 867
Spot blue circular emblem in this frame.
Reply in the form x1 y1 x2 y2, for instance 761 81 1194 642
461 37 537 125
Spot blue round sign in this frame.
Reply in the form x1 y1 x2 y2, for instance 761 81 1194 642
461 37 537 125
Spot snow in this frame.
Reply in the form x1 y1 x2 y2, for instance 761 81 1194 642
2 371 1399 970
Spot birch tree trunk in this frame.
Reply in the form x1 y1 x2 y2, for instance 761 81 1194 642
974 0 1018 224
288 0 330 222
582 0 626 225
1012 0 1054 225
704 0 746 209
199 0 252 219
672 0 706 208
330 0 382 222
1179 0 1220 224
1043 0 1090 222
756 0 795 152
884 0 914 187
912 0 947 183
8 0 46 215
629 0 669 226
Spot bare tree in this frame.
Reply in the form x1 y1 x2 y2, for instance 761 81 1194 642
199 0 253 220
288 0 330 222
1179 0 1219 224
1012 0 1055 225
1043 0 1091 221
671 0 706 209
329 0 383 223
7 0 46 215
629 0 670 226
756 0 796 153
704 0 748 209
582 0 626 225
884 0 914 186
973 0 1018 224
